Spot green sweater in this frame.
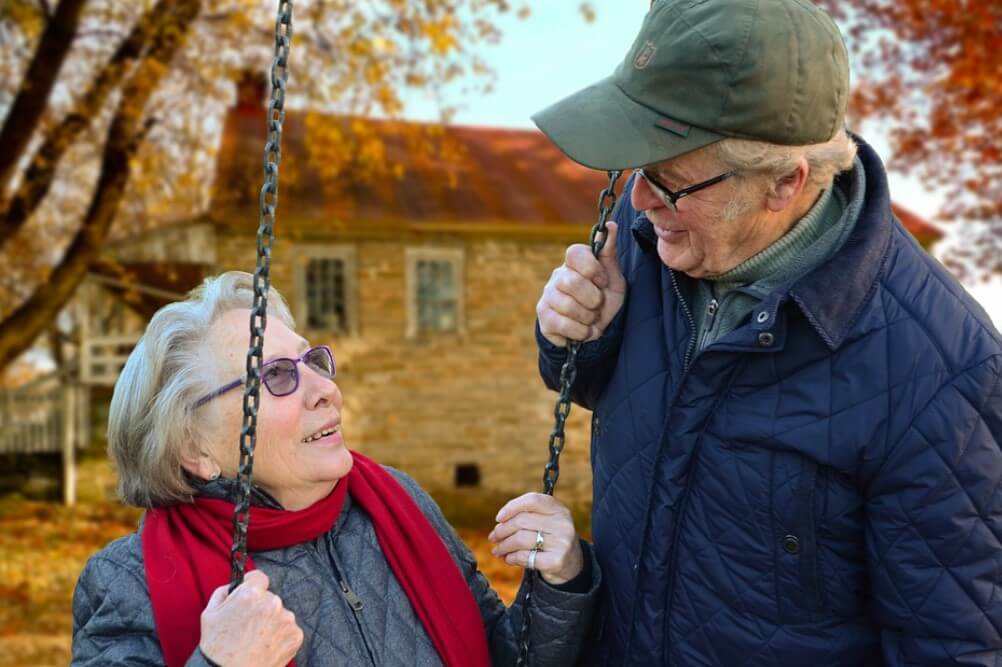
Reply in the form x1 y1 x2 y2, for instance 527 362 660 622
690 161 865 352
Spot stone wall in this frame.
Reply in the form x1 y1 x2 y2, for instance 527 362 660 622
215 229 596 506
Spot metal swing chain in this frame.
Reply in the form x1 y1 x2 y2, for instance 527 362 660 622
230 0 293 590
515 169 621 666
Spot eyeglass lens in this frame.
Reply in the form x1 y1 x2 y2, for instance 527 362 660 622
639 169 676 209
261 347 335 397
262 360 298 396
304 347 335 378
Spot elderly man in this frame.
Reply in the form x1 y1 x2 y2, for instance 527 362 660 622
533 0 1002 665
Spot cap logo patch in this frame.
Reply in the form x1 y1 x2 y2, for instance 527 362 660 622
656 117 691 137
634 41 657 69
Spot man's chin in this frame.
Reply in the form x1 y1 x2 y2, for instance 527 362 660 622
657 239 701 276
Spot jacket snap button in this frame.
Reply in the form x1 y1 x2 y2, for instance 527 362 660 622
758 332 775 347
782 535 800 554
756 311 769 324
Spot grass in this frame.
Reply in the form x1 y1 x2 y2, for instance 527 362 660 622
0 456 586 666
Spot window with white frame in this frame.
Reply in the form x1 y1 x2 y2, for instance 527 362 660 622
406 247 464 337
295 245 357 336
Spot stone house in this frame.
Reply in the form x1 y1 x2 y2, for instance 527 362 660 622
76 83 616 506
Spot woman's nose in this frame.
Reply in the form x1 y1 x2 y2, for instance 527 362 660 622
303 366 339 408
630 172 667 212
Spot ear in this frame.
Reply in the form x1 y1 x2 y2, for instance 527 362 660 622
765 157 810 212
180 447 219 481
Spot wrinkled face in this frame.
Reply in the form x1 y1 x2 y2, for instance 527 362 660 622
202 309 352 509
630 148 770 278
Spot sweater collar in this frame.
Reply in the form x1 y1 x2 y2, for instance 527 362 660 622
710 184 844 292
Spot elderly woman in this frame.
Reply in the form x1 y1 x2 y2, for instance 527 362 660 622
71 271 598 666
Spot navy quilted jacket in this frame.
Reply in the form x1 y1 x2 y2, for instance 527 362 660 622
537 137 1002 666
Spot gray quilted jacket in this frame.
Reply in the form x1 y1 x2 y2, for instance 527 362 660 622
71 468 600 665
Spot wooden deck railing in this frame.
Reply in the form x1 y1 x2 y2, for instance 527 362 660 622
0 364 84 505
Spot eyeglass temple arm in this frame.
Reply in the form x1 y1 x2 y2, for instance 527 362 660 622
675 170 736 199
193 378 245 408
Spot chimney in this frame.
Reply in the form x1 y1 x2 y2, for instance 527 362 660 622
235 70 268 114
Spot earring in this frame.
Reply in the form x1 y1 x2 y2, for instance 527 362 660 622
209 469 220 480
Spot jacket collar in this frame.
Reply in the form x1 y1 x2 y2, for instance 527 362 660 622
194 475 285 509
787 135 893 350
631 134 893 351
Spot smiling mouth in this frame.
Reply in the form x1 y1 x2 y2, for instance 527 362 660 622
654 225 687 239
301 426 339 443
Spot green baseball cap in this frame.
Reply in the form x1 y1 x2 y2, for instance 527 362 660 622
532 0 849 170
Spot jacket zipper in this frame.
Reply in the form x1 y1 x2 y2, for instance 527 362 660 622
659 363 744 663
670 270 697 372
625 269 697 661
338 578 365 612
326 546 376 666
697 298 719 353
628 269 739 664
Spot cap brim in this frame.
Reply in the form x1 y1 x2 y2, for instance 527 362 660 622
531 76 724 171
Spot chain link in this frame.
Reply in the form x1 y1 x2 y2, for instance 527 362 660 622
224 4 616 651
515 169 621 665
230 0 293 591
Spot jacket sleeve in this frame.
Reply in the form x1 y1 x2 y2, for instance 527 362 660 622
536 191 633 411
71 548 214 667
866 355 1002 666
388 468 601 667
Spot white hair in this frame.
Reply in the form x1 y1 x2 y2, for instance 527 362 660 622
712 128 858 194
107 271 295 508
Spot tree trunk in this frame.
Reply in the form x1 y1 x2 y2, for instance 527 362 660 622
0 0 88 195
0 0 202 368
0 0 180 247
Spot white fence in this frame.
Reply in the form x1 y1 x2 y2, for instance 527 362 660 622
0 367 82 505
81 334 140 386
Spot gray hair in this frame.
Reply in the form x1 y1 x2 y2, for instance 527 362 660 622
712 128 858 194
107 271 295 508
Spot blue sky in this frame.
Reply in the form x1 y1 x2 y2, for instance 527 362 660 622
404 2 944 214
401 2 1001 324
405 4 648 130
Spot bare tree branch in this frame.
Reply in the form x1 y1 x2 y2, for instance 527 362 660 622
0 0 203 367
76 28 130 41
0 0 87 194
0 0 180 247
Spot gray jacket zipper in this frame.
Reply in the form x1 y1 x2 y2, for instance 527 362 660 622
338 578 365 612
696 298 719 353
326 548 376 666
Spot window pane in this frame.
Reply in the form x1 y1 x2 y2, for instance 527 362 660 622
306 257 348 332
415 258 457 332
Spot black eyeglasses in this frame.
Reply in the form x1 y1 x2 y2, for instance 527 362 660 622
635 166 735 211
193 345 336 409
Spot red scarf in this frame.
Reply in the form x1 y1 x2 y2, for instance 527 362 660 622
142 452 490 667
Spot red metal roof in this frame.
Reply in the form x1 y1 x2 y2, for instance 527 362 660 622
211 110 614 229
891 203 944 245
210 107 942 244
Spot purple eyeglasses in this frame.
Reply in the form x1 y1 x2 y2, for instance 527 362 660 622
193 345 336 409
